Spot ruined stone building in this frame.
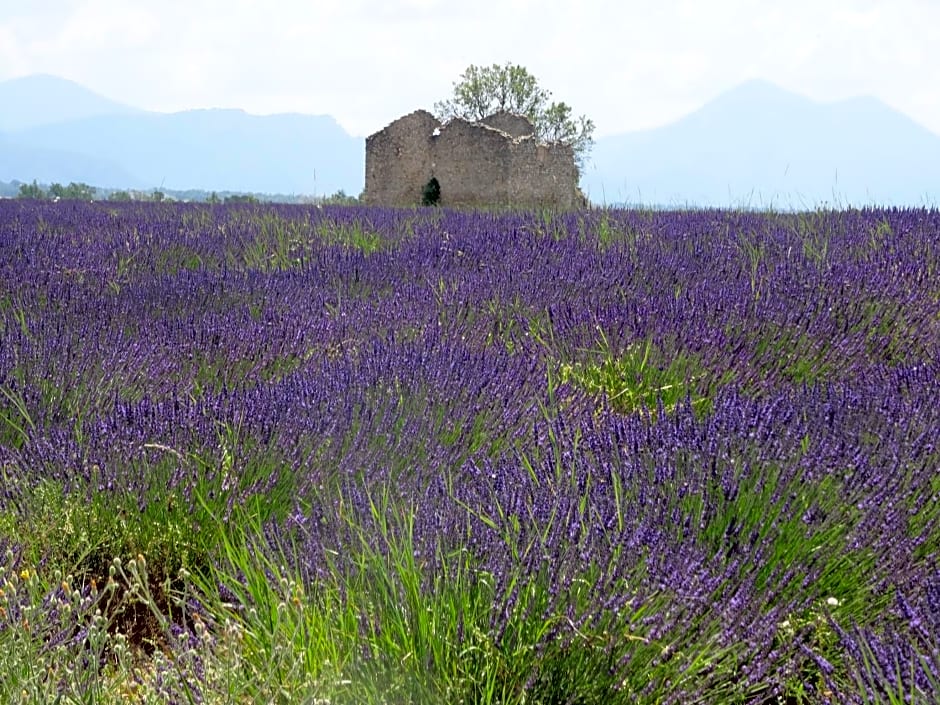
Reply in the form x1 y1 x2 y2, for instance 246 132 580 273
362 110 582 209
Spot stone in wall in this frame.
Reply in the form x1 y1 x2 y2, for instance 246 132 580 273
478 111 535 138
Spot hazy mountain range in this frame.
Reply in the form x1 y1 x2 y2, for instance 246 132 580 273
0 74 363 196
580 80 940 208
2 74 939 207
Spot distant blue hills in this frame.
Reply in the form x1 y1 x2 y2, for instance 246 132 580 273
583 79 940 208
0 74 364 196
2 74 940 207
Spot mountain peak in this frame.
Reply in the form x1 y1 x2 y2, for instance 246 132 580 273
724 78 807 98
698 79 817 116
0 73 141 132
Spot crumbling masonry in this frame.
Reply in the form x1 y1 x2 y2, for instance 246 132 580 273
362 110 582 209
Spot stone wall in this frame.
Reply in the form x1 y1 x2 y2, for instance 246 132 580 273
363 110 440 207
362 110 581 209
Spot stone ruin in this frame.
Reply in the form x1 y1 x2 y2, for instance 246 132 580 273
362 110 582 209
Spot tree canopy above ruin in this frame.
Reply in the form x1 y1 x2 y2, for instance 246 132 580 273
434 62 595 172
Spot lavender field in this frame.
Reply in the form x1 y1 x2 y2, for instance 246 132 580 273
0 200 938 703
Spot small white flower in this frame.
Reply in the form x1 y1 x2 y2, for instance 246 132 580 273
826 597 841 607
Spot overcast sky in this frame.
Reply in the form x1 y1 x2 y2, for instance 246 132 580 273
1 0 937 138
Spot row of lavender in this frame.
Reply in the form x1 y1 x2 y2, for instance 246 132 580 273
1 200 938 701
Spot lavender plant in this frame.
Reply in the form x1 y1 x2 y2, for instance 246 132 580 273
0 199 938 703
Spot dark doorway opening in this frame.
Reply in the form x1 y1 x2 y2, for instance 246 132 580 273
422 177 441 206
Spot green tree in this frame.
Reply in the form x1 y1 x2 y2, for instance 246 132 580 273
223 194 259 204
64 182 96 200
319 189 360 206
18 180 47 199
434 62 595 172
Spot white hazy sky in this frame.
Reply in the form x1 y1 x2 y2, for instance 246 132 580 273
1 0 937 138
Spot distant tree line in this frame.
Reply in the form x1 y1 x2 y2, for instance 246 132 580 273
1 179 360 205
10 179 167 202
16 180 98 200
